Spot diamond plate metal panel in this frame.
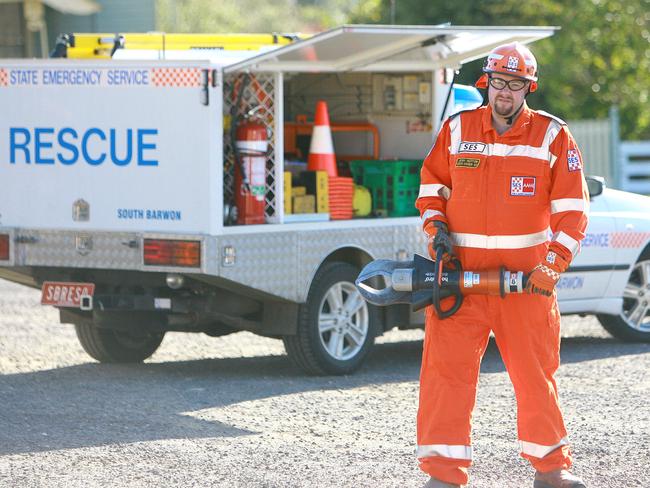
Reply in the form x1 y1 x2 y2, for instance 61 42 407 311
218 232 298 298
217 220 425 302
395 221 429 259
296 226 394 301
13 229 141 269
8 229 213 274
203 236 220 276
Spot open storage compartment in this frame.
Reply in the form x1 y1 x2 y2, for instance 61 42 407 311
221 25 556 227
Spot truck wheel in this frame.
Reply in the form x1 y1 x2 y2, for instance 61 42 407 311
598 254 650 342
283 262 380 375
75 323 165 363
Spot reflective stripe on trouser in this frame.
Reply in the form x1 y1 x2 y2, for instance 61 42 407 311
417 292 572 485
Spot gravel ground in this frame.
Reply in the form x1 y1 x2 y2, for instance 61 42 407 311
0 278 649 488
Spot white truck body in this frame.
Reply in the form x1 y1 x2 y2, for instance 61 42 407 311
0 61 221 235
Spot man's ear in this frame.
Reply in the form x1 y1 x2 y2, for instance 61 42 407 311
475 74 488 89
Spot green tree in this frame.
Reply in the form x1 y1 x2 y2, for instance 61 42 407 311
351 0 650 139
156 0 371 34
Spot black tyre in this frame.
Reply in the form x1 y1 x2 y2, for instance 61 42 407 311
75 323 165 363
597 254 650 342
283 262 380 375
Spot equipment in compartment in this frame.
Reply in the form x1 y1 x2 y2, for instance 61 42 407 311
235 117 267 225
306 101 338 177
372 74 431 114
298 171 330 214
224 72 278 225
284 170 330 220
284 119 380 163
349 160 421 217
353 185 372 217
328 176 354 220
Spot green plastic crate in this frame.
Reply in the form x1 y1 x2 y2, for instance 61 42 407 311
349 159 422 217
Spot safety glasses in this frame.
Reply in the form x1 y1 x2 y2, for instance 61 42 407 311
488 76 528 91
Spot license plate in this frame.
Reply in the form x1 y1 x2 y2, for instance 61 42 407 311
41 282 95 308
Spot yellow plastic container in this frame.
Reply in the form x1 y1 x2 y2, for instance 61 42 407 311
353 185 372 217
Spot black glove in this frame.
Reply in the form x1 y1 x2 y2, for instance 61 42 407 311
428 221 455 263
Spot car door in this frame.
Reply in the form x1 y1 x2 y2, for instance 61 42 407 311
557 189 617 301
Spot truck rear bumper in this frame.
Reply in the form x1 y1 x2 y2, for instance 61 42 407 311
0 220 426 303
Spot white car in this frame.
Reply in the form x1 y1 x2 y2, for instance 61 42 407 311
559 176 650 341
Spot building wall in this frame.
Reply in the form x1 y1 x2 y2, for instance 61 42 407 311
0 0 156 58
46 0 156 48
0 4 25 58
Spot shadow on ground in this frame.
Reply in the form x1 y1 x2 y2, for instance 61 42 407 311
0 334 647 456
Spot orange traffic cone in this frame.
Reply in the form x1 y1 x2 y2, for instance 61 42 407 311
307 100 338 177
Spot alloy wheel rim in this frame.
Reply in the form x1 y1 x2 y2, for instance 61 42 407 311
621 259 650 332
318 281 369 361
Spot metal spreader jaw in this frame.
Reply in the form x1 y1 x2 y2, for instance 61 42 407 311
355 253 463 317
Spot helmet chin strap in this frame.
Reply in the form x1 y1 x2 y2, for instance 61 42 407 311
505 85 533 124
505 101 525 125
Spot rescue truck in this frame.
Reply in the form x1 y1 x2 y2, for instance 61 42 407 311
2 25 647 375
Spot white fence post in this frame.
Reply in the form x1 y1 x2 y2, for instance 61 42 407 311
568 115 614 186
619 141 650 195
609 106 621 188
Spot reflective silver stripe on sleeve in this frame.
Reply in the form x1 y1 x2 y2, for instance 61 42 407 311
519 437 568 459
421 209 445 227
543 119 561 150
552 231 580 257
544 123 562 145
543 120 561 167
418 184 451 200
449 115 462 156
417 444 472 460
450 230 548 250
550 198 585 214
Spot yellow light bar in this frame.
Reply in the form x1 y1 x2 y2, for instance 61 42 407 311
65 32 308 59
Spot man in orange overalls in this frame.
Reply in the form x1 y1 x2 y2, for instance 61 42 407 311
416 43 589 488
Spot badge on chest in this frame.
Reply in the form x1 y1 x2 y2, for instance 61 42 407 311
510 176 536 196
456 158 481 168
458 141 486 154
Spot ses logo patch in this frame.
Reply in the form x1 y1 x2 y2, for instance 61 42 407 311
567 149 582 172
510 176 536 196
507 56 520 70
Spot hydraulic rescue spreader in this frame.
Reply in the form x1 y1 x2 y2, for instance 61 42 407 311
355 245 529 319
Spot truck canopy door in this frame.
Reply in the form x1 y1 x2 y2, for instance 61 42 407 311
223 24 556 73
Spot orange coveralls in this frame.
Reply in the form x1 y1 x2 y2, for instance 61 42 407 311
415 105 589 485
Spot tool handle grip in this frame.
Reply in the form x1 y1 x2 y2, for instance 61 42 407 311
433 247 463 319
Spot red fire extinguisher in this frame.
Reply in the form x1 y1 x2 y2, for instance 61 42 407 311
234 118 267 225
